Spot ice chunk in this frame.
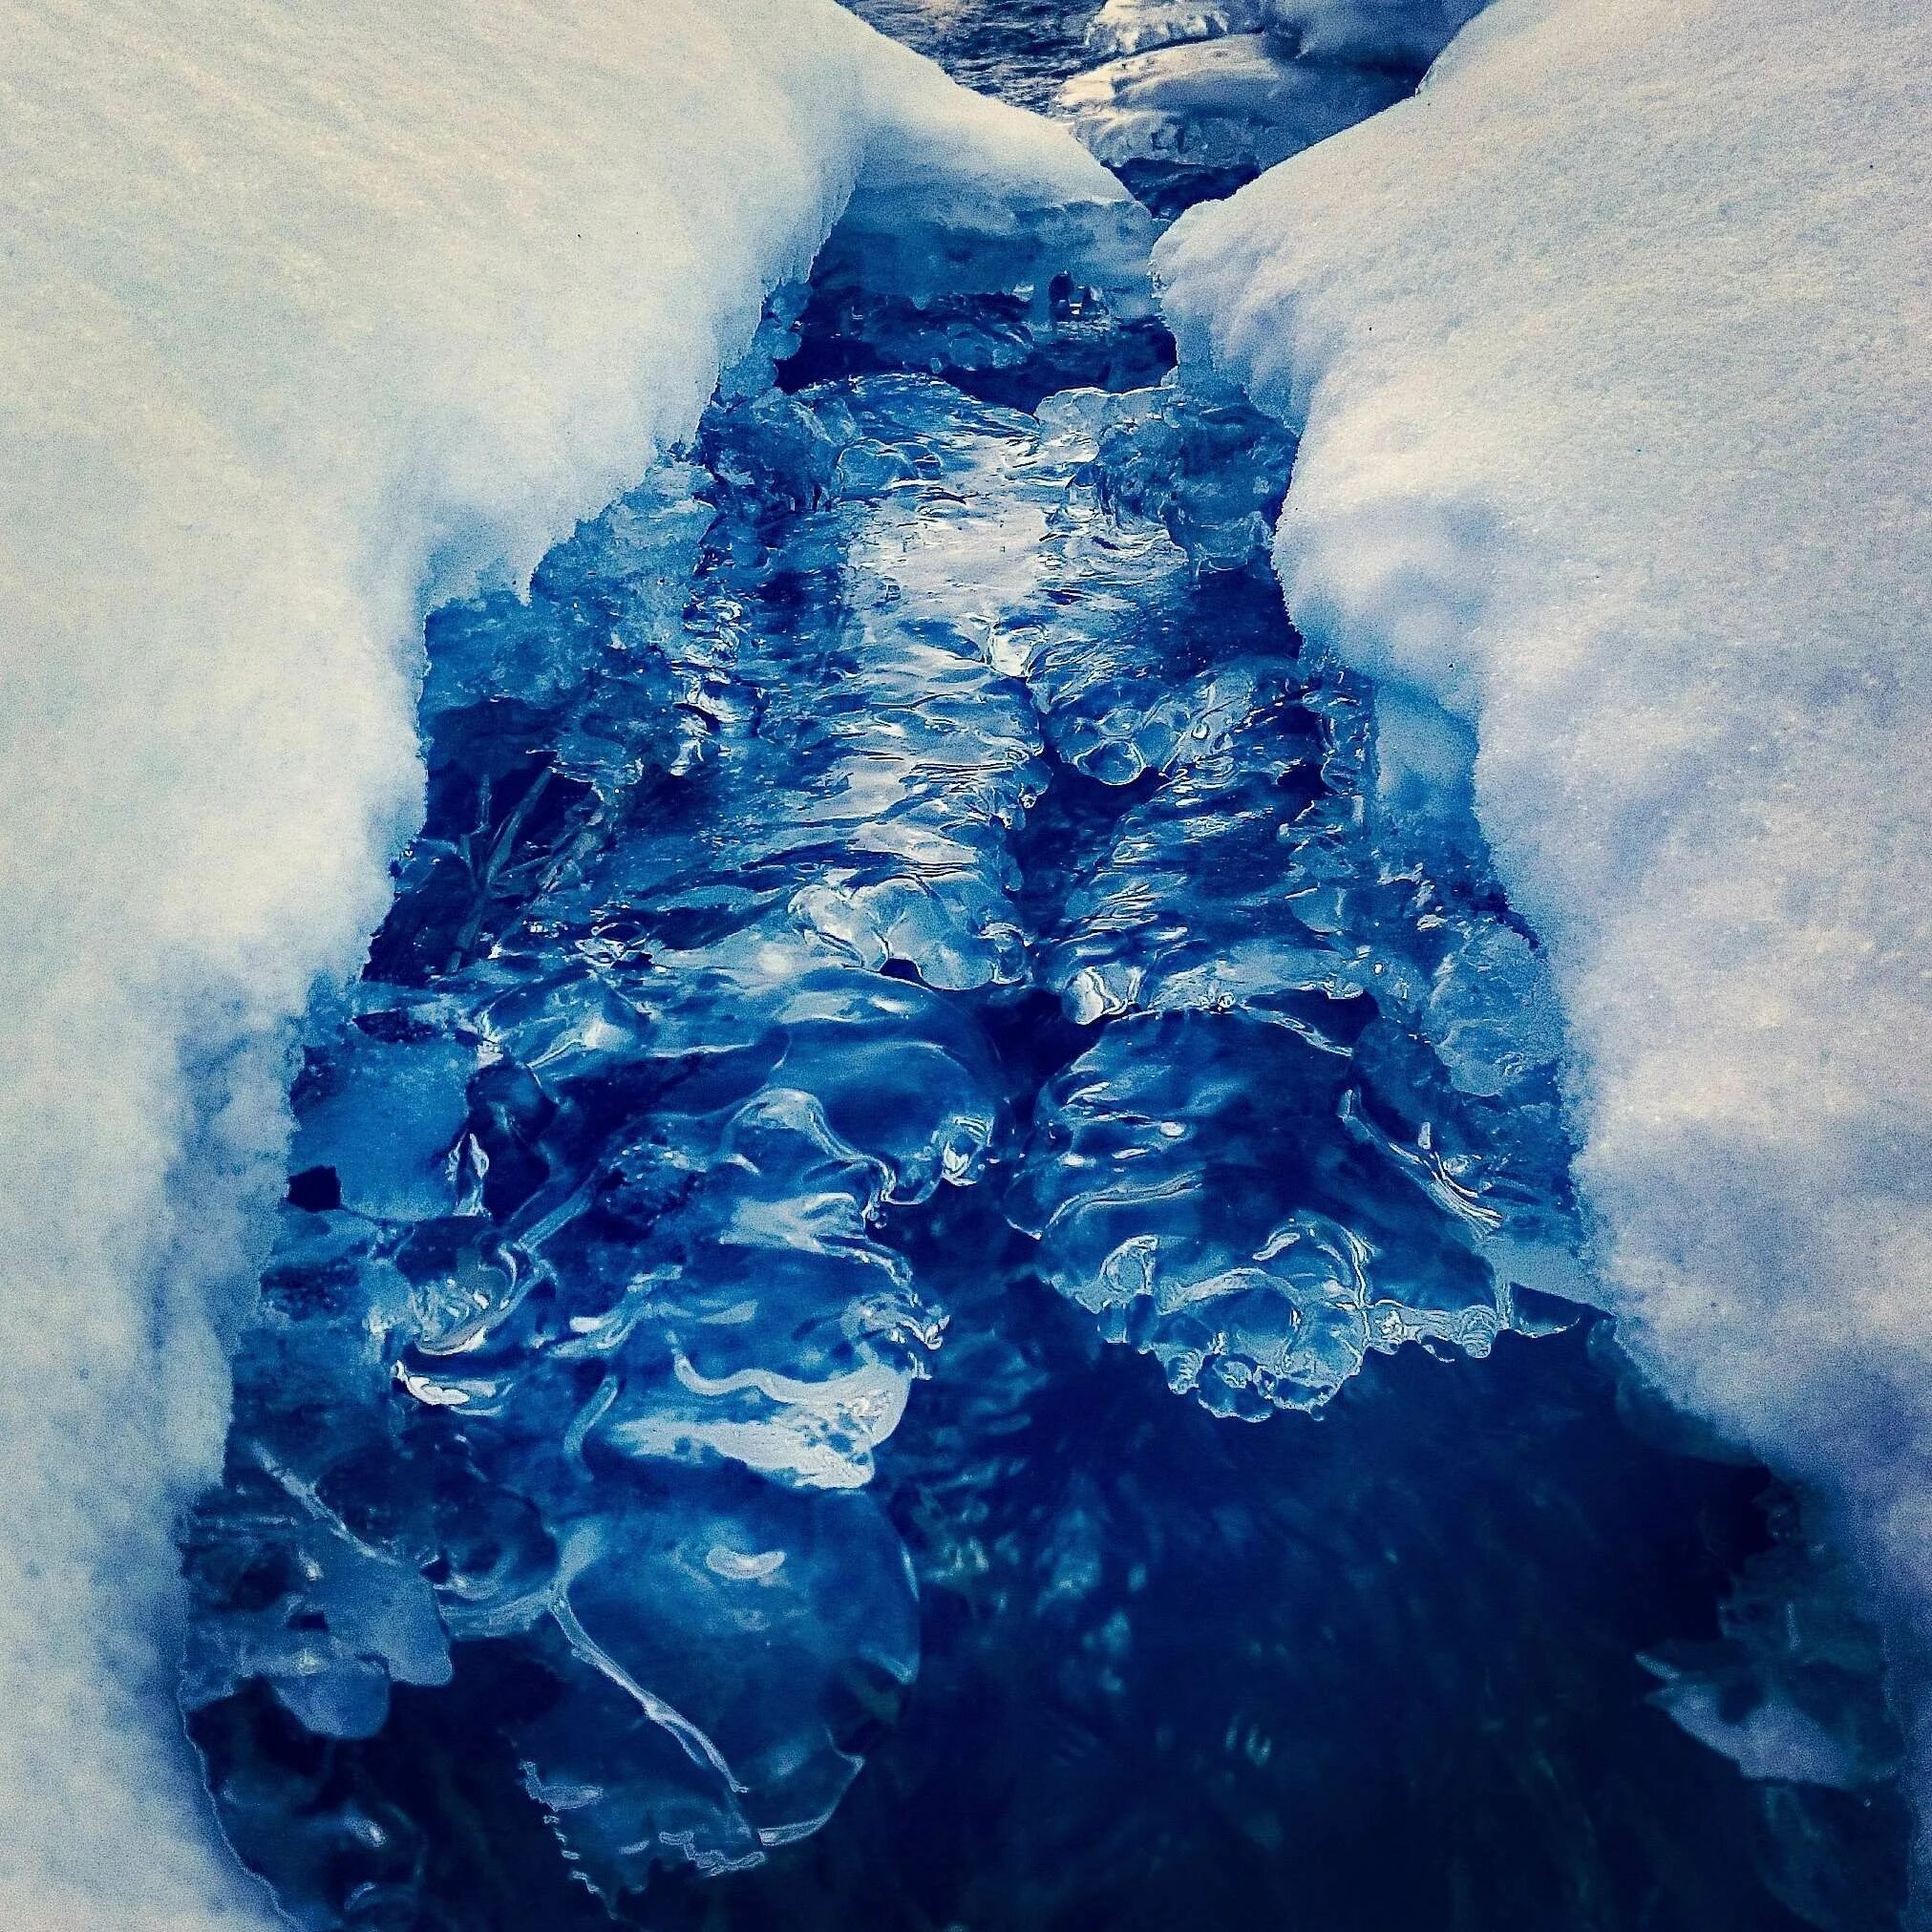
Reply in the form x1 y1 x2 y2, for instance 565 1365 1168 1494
1060 35 1408 212
1638 1494 1909 1926
1088 0 1482 62
519 1479 918 1896
1010 1011 1522 1414
1087 0 1275 58
1064 0 1490 214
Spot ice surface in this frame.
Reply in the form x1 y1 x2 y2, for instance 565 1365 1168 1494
1067 0 1485 210
183 377 1030 1912
182 216 1603 1913
1089 0 1480 59
1061 34 1408 212
1088 1 1275 59
0 5 1125 1924
1157 0 1932 1853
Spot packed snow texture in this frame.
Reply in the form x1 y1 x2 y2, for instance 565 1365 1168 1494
0 6 1124 1926
1159 0 1932 1831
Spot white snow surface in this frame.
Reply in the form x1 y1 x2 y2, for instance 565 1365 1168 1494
1161 0 1932 1831
0 5 1123 1925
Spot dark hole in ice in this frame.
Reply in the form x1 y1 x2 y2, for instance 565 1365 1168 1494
287 1165 343 1213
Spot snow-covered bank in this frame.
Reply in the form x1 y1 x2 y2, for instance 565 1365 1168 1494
0 5 1126 1923
1159 0 1932 1850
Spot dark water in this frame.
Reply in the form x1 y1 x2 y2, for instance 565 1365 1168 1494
847 0 1102 111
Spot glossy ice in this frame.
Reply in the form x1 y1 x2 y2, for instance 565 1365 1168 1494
180 193 1593 1918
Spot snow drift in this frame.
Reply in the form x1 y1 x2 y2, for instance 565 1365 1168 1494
1159 0 1932 1866
0 4 1126 1924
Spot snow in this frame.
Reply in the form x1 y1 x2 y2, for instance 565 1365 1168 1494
0 4 1124 1925
1159 0 1932 1851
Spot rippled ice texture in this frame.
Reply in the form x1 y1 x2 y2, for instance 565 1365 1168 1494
182 216 1605 1908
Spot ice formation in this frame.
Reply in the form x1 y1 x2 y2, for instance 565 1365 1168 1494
1088 0 1485 62
1067 0 1484 209
0 5 1128 1924
1158 0 1932 1845
181 240 1602 1914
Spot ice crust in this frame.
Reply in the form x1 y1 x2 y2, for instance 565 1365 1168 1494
1090 0 1482 59
1061 34 1409 212
1157 0 1932 1839
1069 0 1484 210
0 6 1127 1925
180 207 1600 1912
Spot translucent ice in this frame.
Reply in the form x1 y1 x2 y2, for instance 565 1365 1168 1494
181 148 1612 1917
1066 0 1486 211
1061 35 1408 213
1088 1 1275 59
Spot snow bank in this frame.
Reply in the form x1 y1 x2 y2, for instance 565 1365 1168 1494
0 5 1124 1924
1159 0 1932 1850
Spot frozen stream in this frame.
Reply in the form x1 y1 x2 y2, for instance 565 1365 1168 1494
179 8 1906 1930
